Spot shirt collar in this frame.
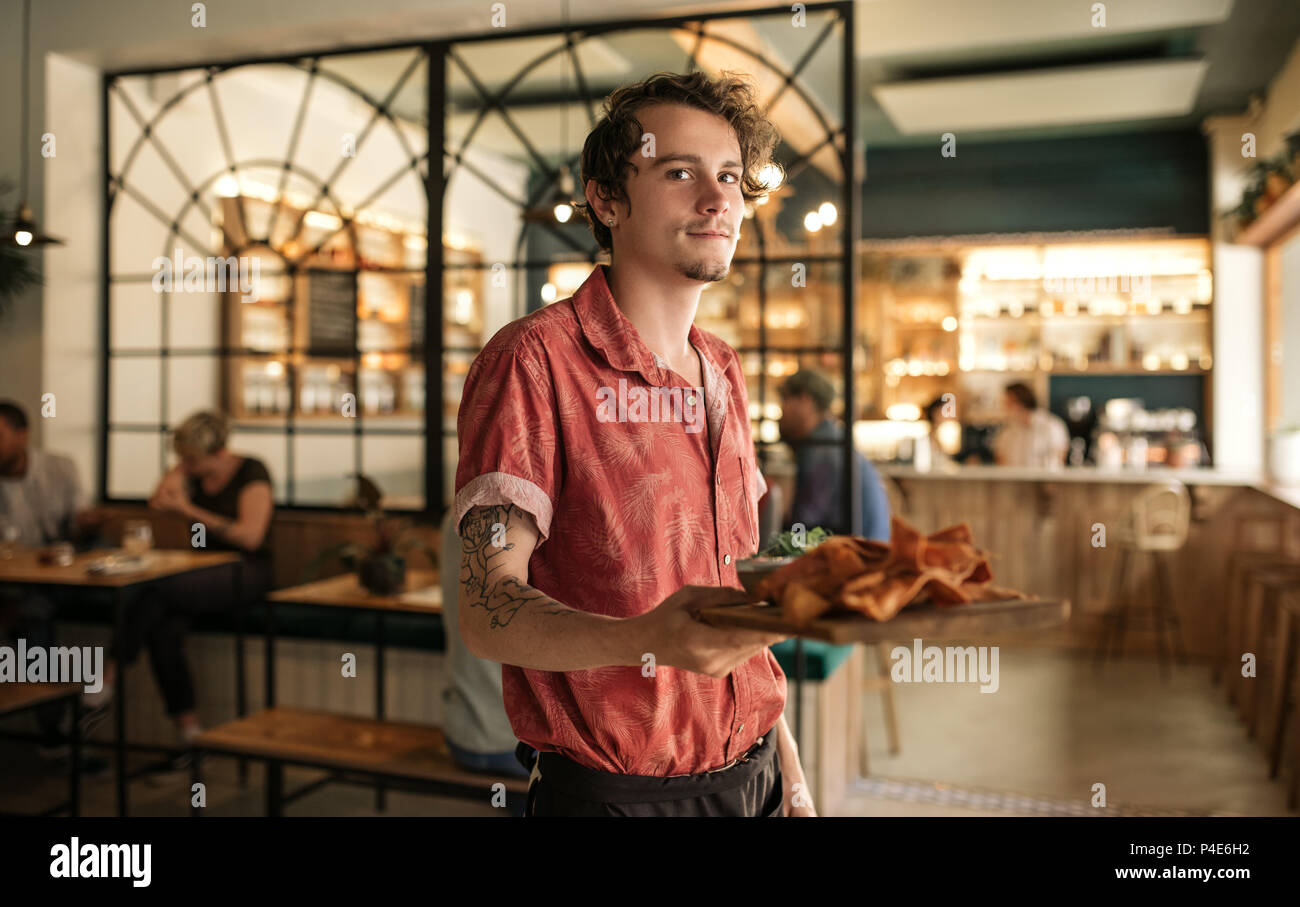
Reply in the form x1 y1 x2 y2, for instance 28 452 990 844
571 264 722 389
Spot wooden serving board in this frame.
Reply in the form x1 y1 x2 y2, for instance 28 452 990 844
697 597 1070 644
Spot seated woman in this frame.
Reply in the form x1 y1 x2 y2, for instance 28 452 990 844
96 410 274 749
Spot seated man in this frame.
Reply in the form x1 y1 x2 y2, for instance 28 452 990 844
0 400 110 764
776 370 891 542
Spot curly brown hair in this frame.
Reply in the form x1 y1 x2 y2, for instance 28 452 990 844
575 71 782 253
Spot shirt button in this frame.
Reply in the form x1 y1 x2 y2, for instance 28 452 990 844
723 554 732 565
738 723 745 733
686 394 697 406
716 474 722 486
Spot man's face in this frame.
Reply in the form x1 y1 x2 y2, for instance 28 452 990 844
604 102 744 283
778 392 817 443
0 420 27 466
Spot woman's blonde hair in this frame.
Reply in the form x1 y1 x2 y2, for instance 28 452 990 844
172 410 230 457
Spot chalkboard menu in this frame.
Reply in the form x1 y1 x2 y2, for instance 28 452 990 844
307 269 356 354
409 282 426 352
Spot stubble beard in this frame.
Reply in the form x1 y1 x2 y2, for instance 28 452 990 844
675 255 730 283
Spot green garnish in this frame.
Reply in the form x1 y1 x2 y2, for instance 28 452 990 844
760 526 832 557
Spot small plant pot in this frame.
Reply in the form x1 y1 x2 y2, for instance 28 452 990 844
359 553 406 595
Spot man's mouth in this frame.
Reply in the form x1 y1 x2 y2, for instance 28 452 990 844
687 231 730 239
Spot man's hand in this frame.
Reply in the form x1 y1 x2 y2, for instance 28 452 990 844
633 585 790 679
72 507 110 533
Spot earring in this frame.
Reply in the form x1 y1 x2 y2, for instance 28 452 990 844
607 218 615 226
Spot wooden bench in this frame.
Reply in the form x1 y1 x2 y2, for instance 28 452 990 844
190 707 528 816
0 682 84 816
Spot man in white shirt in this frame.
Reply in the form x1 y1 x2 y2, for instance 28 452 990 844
0 400 109 765
994 383 1070 469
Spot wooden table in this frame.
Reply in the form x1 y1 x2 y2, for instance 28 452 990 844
263 570 440 813
0 548 241 816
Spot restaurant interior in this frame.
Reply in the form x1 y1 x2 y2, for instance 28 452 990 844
3 0 1300 819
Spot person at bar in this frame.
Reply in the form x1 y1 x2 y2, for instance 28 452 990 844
776 369 891 542
454 71 812 816
0 400 112 766
994 382 1070 468
96 410 274 758
924 394 991 466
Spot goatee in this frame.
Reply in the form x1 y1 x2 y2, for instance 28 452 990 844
677 259 729 282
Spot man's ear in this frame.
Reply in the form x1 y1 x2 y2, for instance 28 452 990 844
583 179 610 223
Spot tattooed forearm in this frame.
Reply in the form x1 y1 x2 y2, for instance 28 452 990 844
460 504 574 629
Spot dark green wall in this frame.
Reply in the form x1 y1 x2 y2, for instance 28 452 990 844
861 129 1210 238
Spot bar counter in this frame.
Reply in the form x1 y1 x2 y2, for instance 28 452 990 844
873 463 1300 658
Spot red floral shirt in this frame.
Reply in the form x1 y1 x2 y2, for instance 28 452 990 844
454 264 786 776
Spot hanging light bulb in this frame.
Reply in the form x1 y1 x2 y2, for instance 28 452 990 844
3 1 64 247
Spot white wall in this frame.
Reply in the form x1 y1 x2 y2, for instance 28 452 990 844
1203 34 1300 473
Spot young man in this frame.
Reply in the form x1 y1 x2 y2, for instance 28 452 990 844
454 72 814 816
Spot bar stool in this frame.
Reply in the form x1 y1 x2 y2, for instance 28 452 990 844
1222 543 1294 691
1093 479 1191 678
1216 510 1296 690
859 643 901 777
1237 566 1300 737
1261 586 1300 792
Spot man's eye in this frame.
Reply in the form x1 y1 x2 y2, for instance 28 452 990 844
720 173 740 184
667 169 690 180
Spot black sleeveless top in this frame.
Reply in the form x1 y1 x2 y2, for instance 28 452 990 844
186 456 273 561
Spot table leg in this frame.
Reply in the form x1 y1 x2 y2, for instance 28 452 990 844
265 595 276 709
190 748 202 817
267 760 283 817
113 587 128 817
376 612 386 812
233 561 247 787
794 637 806 748
68 694 80 817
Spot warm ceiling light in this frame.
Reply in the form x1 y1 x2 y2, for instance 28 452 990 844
553 202 573 223
817 202 838 226
803 211 822 233
2 1 63 247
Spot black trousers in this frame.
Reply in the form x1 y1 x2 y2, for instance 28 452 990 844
518 727 784 817
110 559 270 717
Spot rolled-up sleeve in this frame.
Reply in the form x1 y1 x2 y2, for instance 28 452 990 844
453 339 562 541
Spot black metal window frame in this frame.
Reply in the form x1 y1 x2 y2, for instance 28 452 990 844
100 0 857 529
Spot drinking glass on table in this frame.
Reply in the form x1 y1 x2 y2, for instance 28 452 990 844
122 520 154 557
0 519 18 559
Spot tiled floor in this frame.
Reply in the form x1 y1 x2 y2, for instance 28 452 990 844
843 646 1297 817
0 646 1293 817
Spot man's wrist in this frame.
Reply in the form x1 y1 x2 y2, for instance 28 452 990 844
611 613 648 669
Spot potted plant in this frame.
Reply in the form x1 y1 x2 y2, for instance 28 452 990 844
305 474 439 594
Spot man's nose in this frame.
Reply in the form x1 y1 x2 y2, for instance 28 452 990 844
697 182 730 217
